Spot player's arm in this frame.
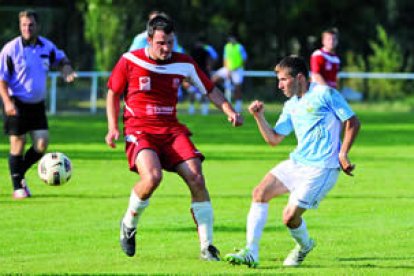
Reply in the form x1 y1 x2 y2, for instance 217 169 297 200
310 55 327 86
0 80 16 116
339 115 361 176
311 72 328 86
105 89 121 148
0 51 17 115
249 100 285 146
51 44 76 83
208 86 243 127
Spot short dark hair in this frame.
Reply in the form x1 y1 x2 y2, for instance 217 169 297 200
19 9 39 23
322 27 338 36
147 14 174 38
275 55 309 78
148 10 170 20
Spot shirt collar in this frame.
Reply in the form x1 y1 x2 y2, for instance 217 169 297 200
21 36 44 47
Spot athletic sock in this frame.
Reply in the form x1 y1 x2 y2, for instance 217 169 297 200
201 103 209 115
188 104 195 115
22 146 44 175
288 219 311 250
191 201 213 250
122 190 149 228
246 202 268 260
9 154 24 190
235 100 243 113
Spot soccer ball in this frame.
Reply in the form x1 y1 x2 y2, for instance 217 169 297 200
38 152 72 185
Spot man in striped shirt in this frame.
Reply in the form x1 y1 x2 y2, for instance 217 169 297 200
0 9 76 199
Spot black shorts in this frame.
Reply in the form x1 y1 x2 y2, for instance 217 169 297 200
3 98 48 135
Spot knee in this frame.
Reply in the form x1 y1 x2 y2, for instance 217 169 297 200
282 208 301 228
188 172 205 191
34 139 48 153
252 186 266 202
142 171 163 188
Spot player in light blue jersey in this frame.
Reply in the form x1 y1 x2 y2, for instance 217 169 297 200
224 55 360 268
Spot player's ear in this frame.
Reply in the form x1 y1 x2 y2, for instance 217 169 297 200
297 73 306 82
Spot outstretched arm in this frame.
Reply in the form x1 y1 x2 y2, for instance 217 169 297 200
339 115 361 176
249 100 285 146
0 80 16 116
207 86 243 127
105 89 121 148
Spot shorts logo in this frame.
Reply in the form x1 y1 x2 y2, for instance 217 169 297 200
125 134 139 145
139 77 151 90
172 78 180 89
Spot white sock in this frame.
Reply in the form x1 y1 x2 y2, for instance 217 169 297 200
191 201 213 250
201 103 209 115
246 202 269 260
288 219 311 249
188 104 195 114
122 190 149 228
235 100 243 113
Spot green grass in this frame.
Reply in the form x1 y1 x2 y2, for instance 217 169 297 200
1 105 414 275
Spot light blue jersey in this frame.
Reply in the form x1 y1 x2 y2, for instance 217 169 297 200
274 83 355 168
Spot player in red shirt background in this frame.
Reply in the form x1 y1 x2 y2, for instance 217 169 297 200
310 28 340 88
105 14 243 261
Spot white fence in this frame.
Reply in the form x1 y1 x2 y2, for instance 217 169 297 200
47 71 414 114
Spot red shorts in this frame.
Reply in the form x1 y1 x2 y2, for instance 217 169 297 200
125 132 205 173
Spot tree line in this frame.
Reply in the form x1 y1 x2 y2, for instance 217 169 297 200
0 0 413 100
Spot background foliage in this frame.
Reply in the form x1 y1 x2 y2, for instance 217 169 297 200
0 0 413 100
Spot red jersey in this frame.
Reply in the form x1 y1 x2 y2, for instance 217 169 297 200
310 49 340 88
108 48 215 135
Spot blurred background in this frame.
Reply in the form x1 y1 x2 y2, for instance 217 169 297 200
1 0 413 112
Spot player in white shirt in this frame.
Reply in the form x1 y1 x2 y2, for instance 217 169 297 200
224 55 360 268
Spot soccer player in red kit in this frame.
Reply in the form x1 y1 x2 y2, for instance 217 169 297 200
105 14 243 261
310 28 340 89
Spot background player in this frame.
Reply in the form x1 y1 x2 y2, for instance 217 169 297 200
310 27 340 88
212 35 247 113
186 35 218 115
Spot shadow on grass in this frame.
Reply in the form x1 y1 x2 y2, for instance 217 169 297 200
328 194 414 200
338 256 414 261
257 259 414 270
340 263 414 270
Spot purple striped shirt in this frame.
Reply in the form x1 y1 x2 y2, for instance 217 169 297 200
0 36 66 103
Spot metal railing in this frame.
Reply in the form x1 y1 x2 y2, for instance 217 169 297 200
48 71 110 114
47 71 414 114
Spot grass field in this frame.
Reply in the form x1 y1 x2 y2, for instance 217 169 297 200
1 104 414 275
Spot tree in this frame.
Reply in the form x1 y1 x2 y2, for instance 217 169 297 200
81 0 134 71
367 25 406 100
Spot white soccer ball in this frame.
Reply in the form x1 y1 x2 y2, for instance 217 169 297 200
38 152 72 185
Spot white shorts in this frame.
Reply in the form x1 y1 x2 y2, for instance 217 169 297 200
270 159 340 209
213 67 244 85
